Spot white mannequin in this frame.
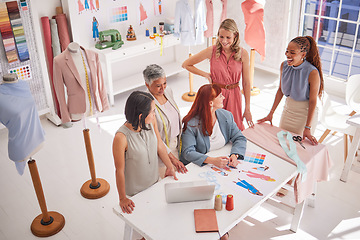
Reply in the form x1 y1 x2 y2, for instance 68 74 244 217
213 0 222 36
2 73 19 83
64 42 93 127
255 0 266 7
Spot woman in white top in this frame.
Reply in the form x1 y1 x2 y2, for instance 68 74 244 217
143 64 187 174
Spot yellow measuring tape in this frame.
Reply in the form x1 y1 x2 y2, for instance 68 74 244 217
155 105 169 147
80 51 93 115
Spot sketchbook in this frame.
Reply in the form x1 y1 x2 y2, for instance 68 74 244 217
194 209 219 233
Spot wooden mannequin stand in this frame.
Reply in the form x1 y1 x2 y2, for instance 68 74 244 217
249 49 260 96
28 160 65 237
182 53 197 102
80 128 110 199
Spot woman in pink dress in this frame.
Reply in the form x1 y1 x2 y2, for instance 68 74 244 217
182 19 253 131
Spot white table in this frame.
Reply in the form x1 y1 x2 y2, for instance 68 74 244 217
113 141 298 240
341 114 360 182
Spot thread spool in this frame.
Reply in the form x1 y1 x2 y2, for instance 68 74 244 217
225 194 234 211
153 26 157 34
145 29 150 37
214 195 223 211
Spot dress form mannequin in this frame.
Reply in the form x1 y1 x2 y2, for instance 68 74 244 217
212 0 222 36
67 42 92 122
0 73 45 175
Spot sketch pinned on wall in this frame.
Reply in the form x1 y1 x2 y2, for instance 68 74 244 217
78 0 85 14
139 2 148 25
153 0 162 16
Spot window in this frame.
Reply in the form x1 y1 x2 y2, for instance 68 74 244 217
301 0 360 80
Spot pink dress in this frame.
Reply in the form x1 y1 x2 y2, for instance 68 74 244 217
241 0 266 60
210 45 244 130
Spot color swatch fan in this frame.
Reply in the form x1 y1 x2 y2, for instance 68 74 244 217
9 64 31 80
242 152 266 165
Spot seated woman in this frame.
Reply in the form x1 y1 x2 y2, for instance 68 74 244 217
113 91 177 214
180 84 247 169
143 64 187 174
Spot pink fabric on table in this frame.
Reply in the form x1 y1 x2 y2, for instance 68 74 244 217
210 45 244 130
241 0 266 61
242 123 333 203
204 0 227 38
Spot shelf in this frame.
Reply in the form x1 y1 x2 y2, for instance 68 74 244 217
112 61 184 95
91 34 183 106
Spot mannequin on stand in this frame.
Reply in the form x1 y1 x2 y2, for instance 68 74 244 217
0 73 65 237
241 0 266 96
54 42 110 199
53 41 109 128
0 73 45 174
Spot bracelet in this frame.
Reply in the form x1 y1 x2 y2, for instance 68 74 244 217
305 126 311 130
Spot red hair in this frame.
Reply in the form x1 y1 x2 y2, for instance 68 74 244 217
182 84 222 136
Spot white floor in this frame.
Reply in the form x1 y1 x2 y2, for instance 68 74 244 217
1 67 360 240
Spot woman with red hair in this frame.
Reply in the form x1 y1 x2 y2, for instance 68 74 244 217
180 84 247 169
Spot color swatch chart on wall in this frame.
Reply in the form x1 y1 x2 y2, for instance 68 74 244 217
110 6 128 23
9 64 31 80
0 1 29 63
241 152 266 165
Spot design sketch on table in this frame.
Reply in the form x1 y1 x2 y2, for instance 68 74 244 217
241 152 266 165
199 171 221 190
211 165 232 176
241 170 275 182
253 165 269 171
234 178 263 196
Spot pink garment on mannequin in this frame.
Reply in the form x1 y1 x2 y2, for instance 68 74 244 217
241 0 266 60
210 46 244 130
204 0 227 38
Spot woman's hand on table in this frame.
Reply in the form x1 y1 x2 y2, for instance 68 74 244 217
243 109 254 128
303 128 318 145
257 112 274 125
229 154 239 167
120 197 135 214
165 166 178 180
169 153 188 174
207 156 229 169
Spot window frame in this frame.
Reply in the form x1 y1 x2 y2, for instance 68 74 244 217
299 0 360 81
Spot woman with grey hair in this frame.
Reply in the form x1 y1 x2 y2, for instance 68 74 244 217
143 64 188 175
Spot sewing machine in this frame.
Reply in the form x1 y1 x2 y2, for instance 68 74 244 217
95 29 124 50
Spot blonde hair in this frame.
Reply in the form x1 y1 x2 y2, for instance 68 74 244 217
215 19 242 61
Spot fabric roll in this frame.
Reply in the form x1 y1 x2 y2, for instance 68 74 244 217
50 19 61 57
41 16 60 117
41 17 53 78
54 13 70 51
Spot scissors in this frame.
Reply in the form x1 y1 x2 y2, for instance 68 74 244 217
293 135 306 149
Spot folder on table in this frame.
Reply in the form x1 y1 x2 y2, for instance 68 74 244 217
194 209 219 233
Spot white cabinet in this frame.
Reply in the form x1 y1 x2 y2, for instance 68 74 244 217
92 35 184 106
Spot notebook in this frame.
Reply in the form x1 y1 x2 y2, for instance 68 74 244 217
164 180 215 203
194 209 219 233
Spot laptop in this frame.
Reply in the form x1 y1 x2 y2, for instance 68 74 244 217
165 180 215 203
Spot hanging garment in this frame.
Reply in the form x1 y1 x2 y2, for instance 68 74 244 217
194 0 207 45
0 80 45 175
53 46 109 123
241 0 266 60
204 0 227 38
174 0 207 46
